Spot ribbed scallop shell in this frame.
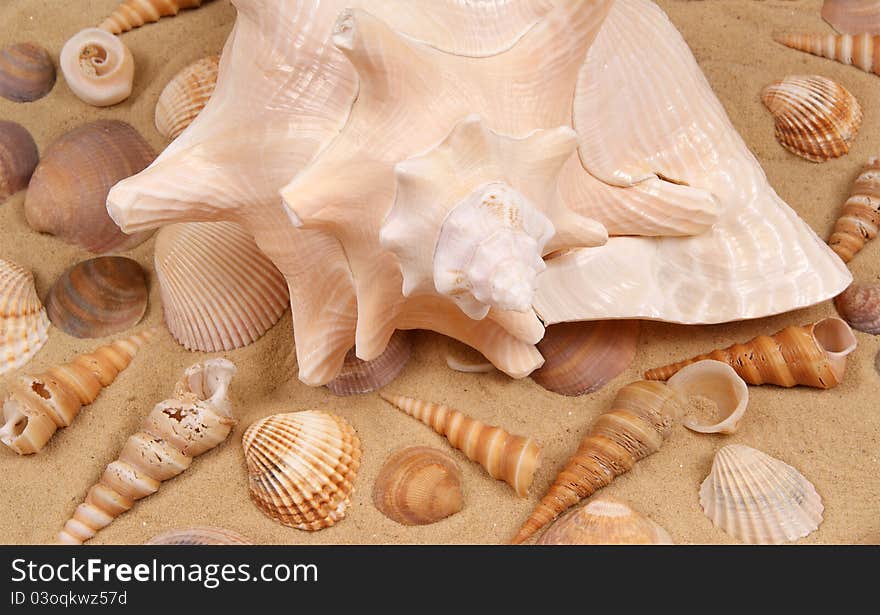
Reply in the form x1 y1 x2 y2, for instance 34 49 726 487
761 75 862 162
155 56 220 140
0 258 50 376
326 331 411 396
242 411 362 531
700 444 824 545
0 120 39 203
538 496 673 545
146 526 252 545
0 42 55 103
835 283 880 335
154 222 289 352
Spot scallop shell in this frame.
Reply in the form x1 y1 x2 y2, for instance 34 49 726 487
761 75 862 163
156 56 220 140
242 411 362 531
775 32 880 77
25 120 156 253
835 283 880 335
537 496 673 545
145 527 252 545
154 222 289 352
0 258 50 376
0 42 55 103
828 157 880 264
0 121 39 203
100 0 210 35
326 330 411 396
531 320 640 396
823 1 880 34
666 360 749 435
373 446 463 526
59 28 134 107
700 444 824 545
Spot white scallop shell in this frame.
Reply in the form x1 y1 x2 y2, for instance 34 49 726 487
155 55 221 140
0 258 50 376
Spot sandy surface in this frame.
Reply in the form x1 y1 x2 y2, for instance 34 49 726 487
0 0 878 545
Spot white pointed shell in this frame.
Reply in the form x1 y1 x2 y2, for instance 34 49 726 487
155 56 220 140
822 0 880 34
538 496 673 545
242 411 362 531
0 258 50 376
60 28 134 107
700 444 824 544
666 360 748 434
154 222 289 352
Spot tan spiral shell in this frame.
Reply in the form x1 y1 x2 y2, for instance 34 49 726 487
0 258 50 377
156 55 220 140
326 331 411 396
59 28 135 107
0 42 55 103
58 359 237 544
145 526 252 545
761 75 862 162
538 496 673 545
835 283 880 335
0 121 39 202
512 380 683 544
828 157 880 263
775 32 880 77
99 0 209 35
243 411 362 531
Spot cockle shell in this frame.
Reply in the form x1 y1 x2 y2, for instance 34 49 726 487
645 317 857 389
0 330 154 455
58 359 236 544
154 222 289 352
537 496 673 545
823 0 880 34
242 411 362 531
380 393 541 497
0 258 50 376
775 32 880 77
46 257 148 339
146 526 253 545
100 0 211 35
26 120 155 253
155 55 220 140
531 320 640 396
0 42 55 103
0 121 39 203
512 380 683 544
666 360 749 435
761 75 862 162
373 446 463 526
700 444 824 545
326 330 411 396
835 283 880 335
59 28 134 107
828 157 880 263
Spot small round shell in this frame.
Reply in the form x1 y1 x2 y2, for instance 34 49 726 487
0 42 56 103
0 121 39 202
373 446 463 526
0 258 50 376
326 331 411 396
666 360 749 434
146 527 253 545
834 283 880 335
156 55 220 140
538 496 673 545
59 28 134 107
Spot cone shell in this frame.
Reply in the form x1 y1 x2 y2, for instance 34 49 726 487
775 33 880 77
666 360 749 435
146 526 252 545
156 55 220 140
823 0 880 34
532 320 640 396
538 496 673 545
25 121 156 253
828 157 880 263
644 317 858 389
242 411 362 531
0 42 55 103
0 258 50 376
373 446 463 526
0 121 39 202
59 28 134 107
761 75 862 162
700 444 824 544
326 331 411 396
835 283 880 335
100 0 209 35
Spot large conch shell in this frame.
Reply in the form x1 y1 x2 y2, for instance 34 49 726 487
100 0 211 34
775 32 880 77
107 0 851 387
537 496 673 545
828 157 880 263
59 28 134 107
644 317 857 389
512 380 683 544
57 359 236 544
823 1 880 34
380 392 541 497
0 258 50 377
0 330 154 455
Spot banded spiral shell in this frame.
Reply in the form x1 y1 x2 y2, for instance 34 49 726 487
828 157 880 263
835 283 880 335
775 33 880 77
243 411 362 531
0 42 55 103
326 331 411 396
146 527 252 545
156 55 220 140
0 258 50 377
100 0 210 34
0 121 39 202
538 496 673 545
59 28 134 107
761 75 862 162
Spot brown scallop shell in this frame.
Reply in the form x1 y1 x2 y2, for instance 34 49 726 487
373 446 463 526
155 55 220 140
0 42 56 103
326 331 412 396
835 283 880 335
46 256 148 339
0 121 39 202
145 527 253 545
25 120 156 253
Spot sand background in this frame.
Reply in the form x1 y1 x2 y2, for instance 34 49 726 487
0 0 878 545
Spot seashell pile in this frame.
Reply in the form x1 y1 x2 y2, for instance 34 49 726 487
822 0 880 34
761 75 862 162
326 331 411 396
835 284 880 335
243 411 362 531
775 32 880 77
100 0 211 35
145 526 253 545
25 120 156 253
0 121 39 203
666 360 749 435
537 496 673 545
0 258 50 377
828 157 880 264
46 256 148 339
58 359 237 544
0 42 55 103
59 28 135 107
155 55 220 140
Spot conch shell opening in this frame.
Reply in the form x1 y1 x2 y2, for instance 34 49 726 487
812 316 858 383
666 360 749 434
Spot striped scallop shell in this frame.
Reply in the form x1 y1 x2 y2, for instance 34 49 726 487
242 411 362 531
761 75 862 162
146 527 253 545
155 56 220 140
538 496 673 545
154 221 289 352
700 444 824 544
0 258 50 376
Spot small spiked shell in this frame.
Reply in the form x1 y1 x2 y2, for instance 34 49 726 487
155 55 220 140
835 283 880 335
666 360 749 435
326 331 411 396
100 0 209 35
775 33 880 77
0 258 50 376
0 121 39 202
761 75 862 162
146 526 252 545
700 444 824 544
828 157 880 263
243 411 362 531
538 496 673 545
0 42 55 103
59 28 134 107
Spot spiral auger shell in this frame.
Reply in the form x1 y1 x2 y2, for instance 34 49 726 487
99 0 208 35
774 32 880 77
828 157 880 263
